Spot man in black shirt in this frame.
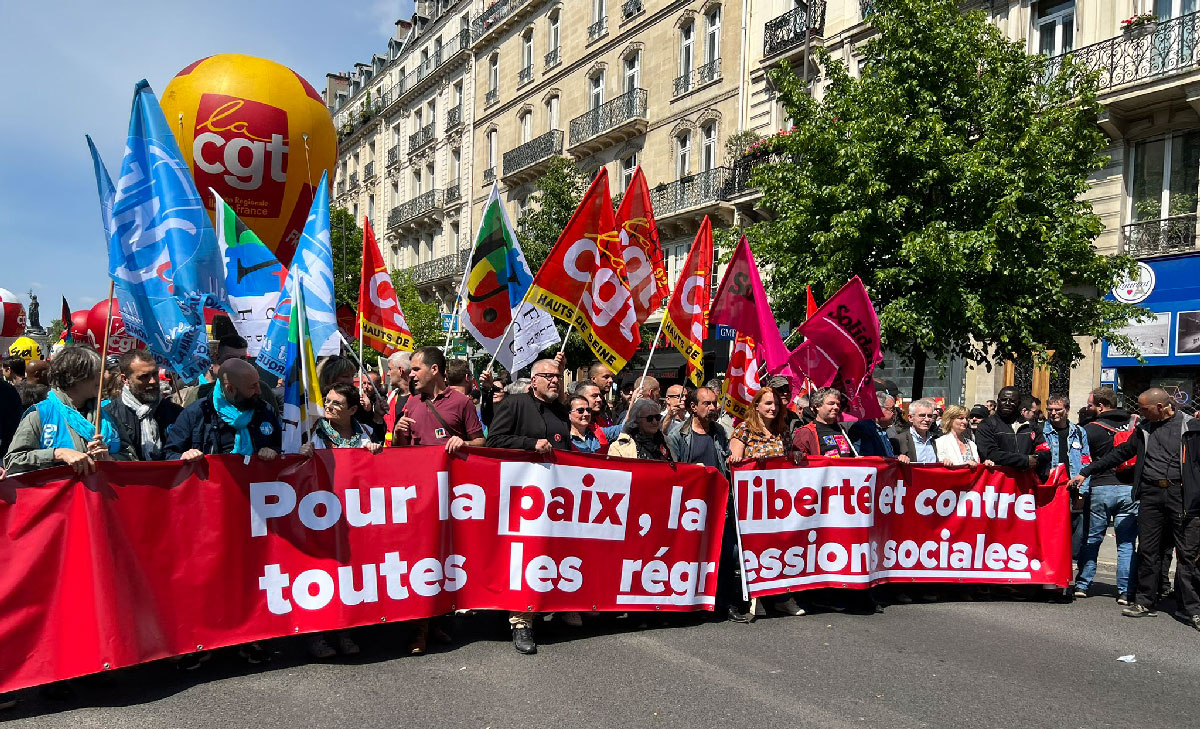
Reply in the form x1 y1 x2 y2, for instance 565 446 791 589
1073 388 1200 628
485 356 570 654
975 386 1051 478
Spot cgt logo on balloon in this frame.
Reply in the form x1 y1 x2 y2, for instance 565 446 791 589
192 94 288 217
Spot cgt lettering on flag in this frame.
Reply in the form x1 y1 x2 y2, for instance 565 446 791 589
499 463 631 540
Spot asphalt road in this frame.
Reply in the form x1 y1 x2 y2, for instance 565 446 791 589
4 557 1196 729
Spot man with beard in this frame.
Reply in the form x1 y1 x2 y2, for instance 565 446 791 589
104 349 183 461
165 358 281 463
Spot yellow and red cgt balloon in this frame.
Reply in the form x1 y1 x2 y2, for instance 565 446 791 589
161 54 337 267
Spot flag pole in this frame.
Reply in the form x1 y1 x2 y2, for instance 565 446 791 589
297 278 314 447
93 279 116 434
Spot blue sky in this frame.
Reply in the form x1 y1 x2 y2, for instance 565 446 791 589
0 0 414 318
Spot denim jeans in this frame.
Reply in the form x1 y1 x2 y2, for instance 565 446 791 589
1075 484 1138 595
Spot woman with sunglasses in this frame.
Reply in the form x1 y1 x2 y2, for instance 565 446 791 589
609 398 674 461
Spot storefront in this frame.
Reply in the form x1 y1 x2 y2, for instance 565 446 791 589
1101 252 1200 414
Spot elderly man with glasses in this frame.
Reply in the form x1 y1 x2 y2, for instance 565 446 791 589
892 399 940 463
485 356 572 655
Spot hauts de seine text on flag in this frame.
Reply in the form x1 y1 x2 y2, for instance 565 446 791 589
358 217 413 355
662 215 714 387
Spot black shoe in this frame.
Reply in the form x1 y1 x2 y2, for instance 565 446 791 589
238 642 271 664
0 694 17 711
725 605 751 623
1122 604 1157 618
176 651 210 671
512 626 537 654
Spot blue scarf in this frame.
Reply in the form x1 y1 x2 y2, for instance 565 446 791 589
212 383 254 456
36 389 120 454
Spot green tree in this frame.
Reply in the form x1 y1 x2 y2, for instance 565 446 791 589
390 270 442 349
330 206 363 309
47 318 65 343
748 0 1145 394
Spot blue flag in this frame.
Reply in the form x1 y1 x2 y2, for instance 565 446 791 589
95 80 227 381
256 172 337 379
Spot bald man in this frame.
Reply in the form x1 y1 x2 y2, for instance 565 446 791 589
1073 387 1200 626
165 358 282 462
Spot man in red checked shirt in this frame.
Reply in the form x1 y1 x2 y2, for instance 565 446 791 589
392 347 484 455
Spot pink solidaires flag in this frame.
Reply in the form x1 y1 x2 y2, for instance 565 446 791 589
710 236 793 377
788 276 884 419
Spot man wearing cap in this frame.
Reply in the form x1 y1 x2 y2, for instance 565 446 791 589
968 404 990 437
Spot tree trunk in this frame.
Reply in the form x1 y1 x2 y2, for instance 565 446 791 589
911 349 926 400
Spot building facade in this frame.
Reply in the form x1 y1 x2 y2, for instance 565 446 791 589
326 0 1200 410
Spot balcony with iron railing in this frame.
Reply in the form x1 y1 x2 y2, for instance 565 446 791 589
568 88 649 155
387 145 400 167
545 47 561 69
483 166 496 184
445 180 462 205
518 64 534 85
410 249 470 287
388 189 445 230
472 0 535 45
650 167 733 223
1044 12 1200 108
588 17 608 42
393 28 472 106
1123 214 1200 257
336 180 347 196
503 129 564 184
446 104 463 130
363 161 376 180
673 58 721 98
485 88 499 107
763 1 827 59
409 122 437 153
349 172 360 189
622 0 644 22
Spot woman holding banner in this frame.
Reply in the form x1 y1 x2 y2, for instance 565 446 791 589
609 399 674 461
3 346 132 476
728 387 790 465
935 405 992 467
297 382 384 658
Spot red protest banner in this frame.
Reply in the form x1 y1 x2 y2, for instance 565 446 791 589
732 458 1072 598
0 448 726 694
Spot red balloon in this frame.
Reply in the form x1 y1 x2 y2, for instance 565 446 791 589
68 310 94 348
86 298 142 355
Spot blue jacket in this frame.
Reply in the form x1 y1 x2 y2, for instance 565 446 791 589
164 394 283 458
1043 420 1091 491
848 419 896 458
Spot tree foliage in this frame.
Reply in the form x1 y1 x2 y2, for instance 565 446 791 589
330 206 363 309
390 270 442 350
748 0 1144 371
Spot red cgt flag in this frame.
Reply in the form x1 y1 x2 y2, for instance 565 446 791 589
615 167 669 325
527 169 641 372
722 334 760 422
357 218 413 354
662 215 714 386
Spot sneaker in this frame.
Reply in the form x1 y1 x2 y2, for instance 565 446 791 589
238 642 271 664
773 597 807 616
512 625 537 655
1122 604 1157 618
1116 593 1131 606
306 636 336 659
1190 614 1200 633
1073 589 1088 599
559 611 583 627
337 634 360 656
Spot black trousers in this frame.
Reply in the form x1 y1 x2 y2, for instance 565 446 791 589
1135 482 1200 616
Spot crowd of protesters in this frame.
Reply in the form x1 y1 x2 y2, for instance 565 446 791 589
1 339 1197 707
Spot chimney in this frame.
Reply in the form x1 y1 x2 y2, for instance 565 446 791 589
395 18 413 38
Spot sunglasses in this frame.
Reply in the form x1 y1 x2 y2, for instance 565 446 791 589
572 407 590 414
642 413 662 422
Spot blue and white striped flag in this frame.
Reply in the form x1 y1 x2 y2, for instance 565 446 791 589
256 172 338 379
92 80 227 381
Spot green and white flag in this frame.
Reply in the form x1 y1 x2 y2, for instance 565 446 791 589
212 188 285 356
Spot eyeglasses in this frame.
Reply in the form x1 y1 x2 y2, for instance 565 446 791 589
572 407 590 414
533 373 561 381
666 393 683 400
642 413 662 422
698 400 717 407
